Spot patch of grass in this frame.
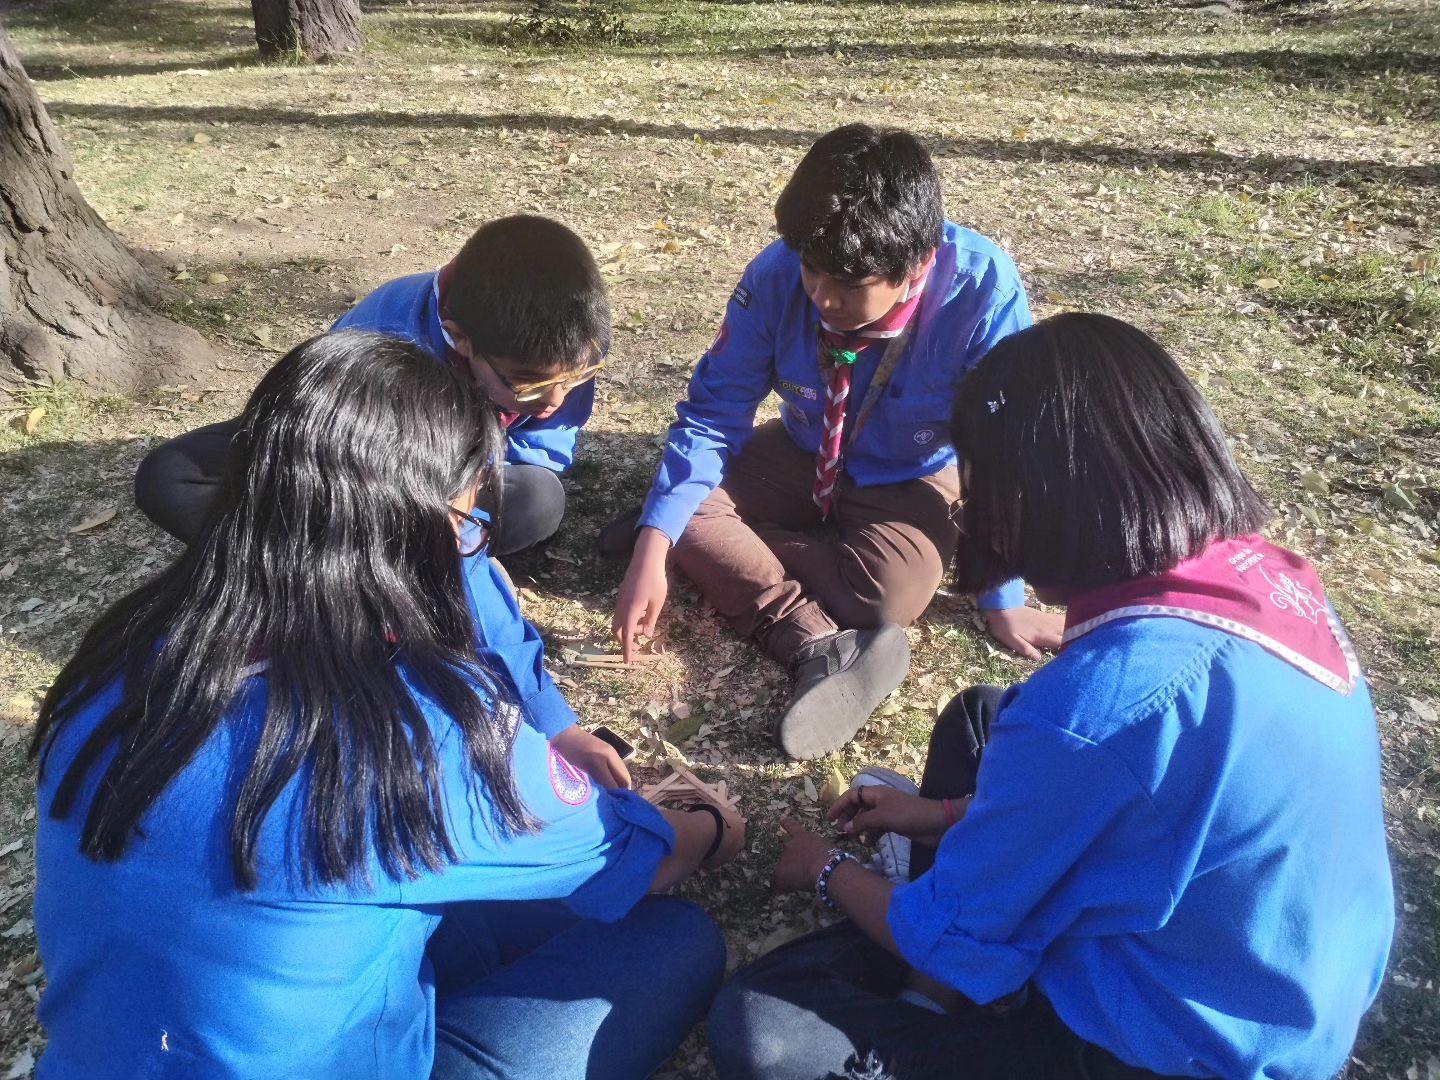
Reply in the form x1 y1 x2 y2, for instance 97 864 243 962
1215 250 1440 392
0 383 127 453
509 0 633 47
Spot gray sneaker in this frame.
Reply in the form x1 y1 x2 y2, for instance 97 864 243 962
850 767 918 884
778 624 911 760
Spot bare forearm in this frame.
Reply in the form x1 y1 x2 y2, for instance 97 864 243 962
650 807 712 892
632 525 672 566
828 860 902 957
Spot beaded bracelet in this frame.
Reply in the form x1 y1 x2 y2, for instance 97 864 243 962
815 849 860 910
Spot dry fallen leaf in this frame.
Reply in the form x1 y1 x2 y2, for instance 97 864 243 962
70 507 117 534
22 407 45 435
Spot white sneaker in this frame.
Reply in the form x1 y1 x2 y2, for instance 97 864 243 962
850 767 918 884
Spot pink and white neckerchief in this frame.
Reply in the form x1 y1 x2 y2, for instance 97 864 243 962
433 266 521 429
812 255 936 518
1062 536 1360 694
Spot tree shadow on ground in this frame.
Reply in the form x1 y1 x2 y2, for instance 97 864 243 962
2 0 252 53
1351 837 1440 1072
46 100 1440 191
22 50 259 81
0 434 182 672
683 38 1440 82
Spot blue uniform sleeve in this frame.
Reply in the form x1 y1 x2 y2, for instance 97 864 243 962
505 380 594 474
970 284 1032 612
976 578 1027 611
398 714 673 922
639 265 778 543
888 701 1179 1004
464 556 577 739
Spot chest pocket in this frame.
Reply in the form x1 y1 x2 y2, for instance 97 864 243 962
876 390 953 458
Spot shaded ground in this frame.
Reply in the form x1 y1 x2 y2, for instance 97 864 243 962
1 0 1437 1075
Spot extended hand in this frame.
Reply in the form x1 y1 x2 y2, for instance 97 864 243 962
773 818 837 894
983 605 1064 661
827 785 953 847
611 528 671 664
550 725 631 790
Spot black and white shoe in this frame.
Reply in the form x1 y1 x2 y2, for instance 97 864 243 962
778 624 911 760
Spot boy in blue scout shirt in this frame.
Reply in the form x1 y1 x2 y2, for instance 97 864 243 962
134 215 609 556
609 124 1063 759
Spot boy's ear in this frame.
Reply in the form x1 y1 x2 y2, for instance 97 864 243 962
909 247 939 284
440 318 474 360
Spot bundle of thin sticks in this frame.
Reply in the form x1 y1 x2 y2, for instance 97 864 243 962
639 765 743 835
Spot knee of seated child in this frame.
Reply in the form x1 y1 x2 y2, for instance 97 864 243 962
635 896 727 977
707 975 798 1078
826 571 938 630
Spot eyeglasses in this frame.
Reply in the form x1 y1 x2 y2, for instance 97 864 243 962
499 360 606 404
947 496 968 535
448 506 493 558
481 343 606 404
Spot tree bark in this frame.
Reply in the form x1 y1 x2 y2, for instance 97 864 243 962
251 0 362 61
0 24 214 394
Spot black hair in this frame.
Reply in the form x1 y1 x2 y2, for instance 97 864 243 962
33 330 537 891
443 214 611 376
950 312 1270 594
774 124 944 283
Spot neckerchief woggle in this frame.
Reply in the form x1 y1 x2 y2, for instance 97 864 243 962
812 254 936 517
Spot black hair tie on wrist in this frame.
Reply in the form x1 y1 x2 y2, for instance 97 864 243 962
688 804 726 862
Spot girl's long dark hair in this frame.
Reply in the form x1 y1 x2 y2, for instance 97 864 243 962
32 330 536 891
951 313 1270 594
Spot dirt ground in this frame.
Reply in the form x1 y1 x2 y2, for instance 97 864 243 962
1 0 1437 1075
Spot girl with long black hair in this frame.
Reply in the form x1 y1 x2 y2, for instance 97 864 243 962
32 331 738 1080
711 313 1393 1080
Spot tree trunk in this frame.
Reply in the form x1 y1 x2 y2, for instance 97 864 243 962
0 24 214 394
251 0 362 61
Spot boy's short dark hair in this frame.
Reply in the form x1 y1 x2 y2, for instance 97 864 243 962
444 215 611 374
950 312 1270 594
774 124 944 284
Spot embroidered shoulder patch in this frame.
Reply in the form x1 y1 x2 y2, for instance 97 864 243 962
706 316 731 358
730 284 752 309
549 746 592 806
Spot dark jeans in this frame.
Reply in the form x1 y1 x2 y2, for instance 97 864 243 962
707 687 1188 1080
133 417 566 555
429 896 725 1080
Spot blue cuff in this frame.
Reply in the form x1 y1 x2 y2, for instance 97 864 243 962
638 491 693 547
977 578 1026 611
522 683 580 739
563 792 675 922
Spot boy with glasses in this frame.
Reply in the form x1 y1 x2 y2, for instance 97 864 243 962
134 215 610 556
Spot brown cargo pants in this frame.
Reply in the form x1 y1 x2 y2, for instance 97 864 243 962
672 420 962 665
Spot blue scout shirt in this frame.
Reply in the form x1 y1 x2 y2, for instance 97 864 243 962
465 554 577 739
332 272 594 473
639 223 1031 610
33 578 671 1079
889 616 1394 1079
